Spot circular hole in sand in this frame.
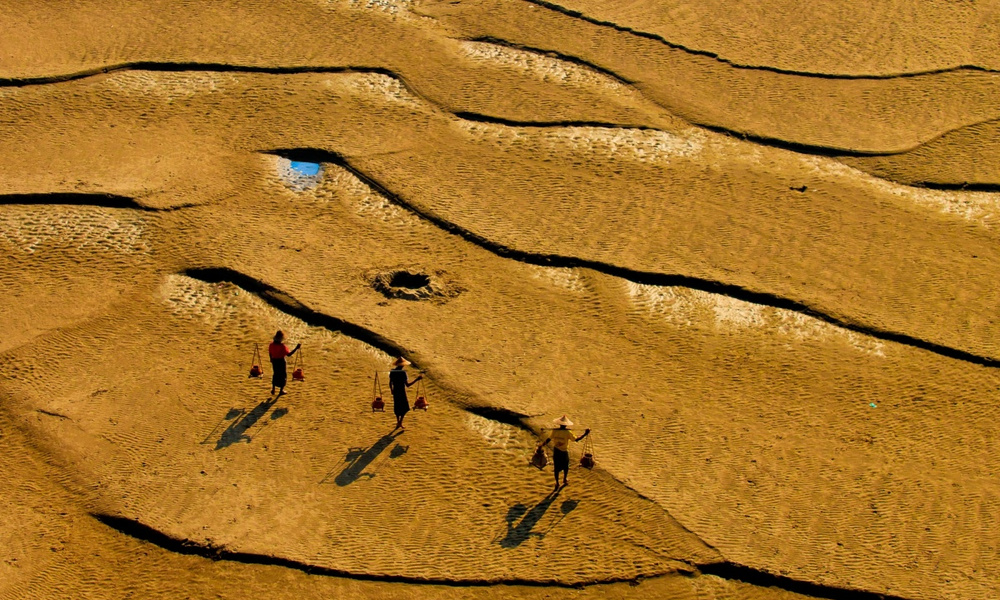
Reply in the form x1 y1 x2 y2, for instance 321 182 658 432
372 269 460 301
389 271 431 289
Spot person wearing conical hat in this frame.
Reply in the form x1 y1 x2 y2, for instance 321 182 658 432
537 415 590 490
388 357 422 430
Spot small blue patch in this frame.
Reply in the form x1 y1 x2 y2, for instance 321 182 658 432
289 161 321 177
869 403 877 408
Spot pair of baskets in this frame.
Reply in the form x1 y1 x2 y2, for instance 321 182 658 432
371 371 428 412
248 343 304 381
530 436 595 470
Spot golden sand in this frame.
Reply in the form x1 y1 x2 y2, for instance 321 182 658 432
1 2 997 599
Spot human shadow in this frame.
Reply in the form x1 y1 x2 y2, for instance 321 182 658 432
498 489 574 548
536 499 580 537
329 431 403 486
201 407 245 445
215 397 281 450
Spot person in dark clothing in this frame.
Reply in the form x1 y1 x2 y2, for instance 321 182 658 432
388 357 422 430
538 415 590 490
268 330 301 396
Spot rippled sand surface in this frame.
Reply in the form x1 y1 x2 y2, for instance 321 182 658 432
1 2 998 599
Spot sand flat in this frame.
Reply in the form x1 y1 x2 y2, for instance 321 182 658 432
1 2 998 599
520 0 1000 75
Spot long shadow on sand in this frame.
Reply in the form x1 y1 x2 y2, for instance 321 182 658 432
498 490 579 548
215 397 286 449
325 430 405 486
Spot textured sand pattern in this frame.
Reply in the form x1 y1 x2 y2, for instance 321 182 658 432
1 2 998 599
843 118 1000 188
422 0 1000 154
7 270 716 585
457 40 635 94
625 282 886 357
0 208 149 255
350 0 415 17
522 0 1000 75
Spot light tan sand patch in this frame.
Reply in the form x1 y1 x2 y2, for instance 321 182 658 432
0 208 149 255
528 266 588 293
800 155 1000 226
454 120 704 163
348 0 413 17
102 71 239 100
464 412 531 452
457 40 632 92
343 72 422 106
626 282 886 356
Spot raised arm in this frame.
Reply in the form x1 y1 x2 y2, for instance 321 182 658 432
287 343 302 356
406 374 423 387
575 428 591 443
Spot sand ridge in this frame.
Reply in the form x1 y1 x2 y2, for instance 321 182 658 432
0 0 993 165
2 70 999 363
5 141 998 597
512 0 1000 76
1 2 998 599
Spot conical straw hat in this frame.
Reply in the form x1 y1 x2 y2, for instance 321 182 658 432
552 415 573 427
392 357 411 366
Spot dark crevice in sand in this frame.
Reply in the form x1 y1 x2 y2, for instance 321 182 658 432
465 405 533 431
695 124 893 158
0 193 187 212
698 562 911 600
148 277 915 599
90 513 917 598
909 181 1000 193
268 148 1000 369
0 63 437 125
454 111 891 157
182 267 534 425
35 408 71 420
454 36 904 157
731 114 1000 161
0 62 403 88
520 0 998 81
183 267 409 360
455 111 657 132
91 512 673 587
4 58 984 158
455 39 1000 157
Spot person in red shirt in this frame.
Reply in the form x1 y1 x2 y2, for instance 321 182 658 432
268 330 301 396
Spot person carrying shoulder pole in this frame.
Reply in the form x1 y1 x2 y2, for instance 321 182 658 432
538 415 590 491
268 330 301 396
388 357 422 430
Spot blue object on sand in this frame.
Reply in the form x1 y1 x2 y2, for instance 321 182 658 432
289 161 321 177
869 403 877 408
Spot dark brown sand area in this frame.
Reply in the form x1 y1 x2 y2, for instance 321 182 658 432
1 2 998 599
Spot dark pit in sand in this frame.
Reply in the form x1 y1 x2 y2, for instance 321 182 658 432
389 271 431 289
372 269 459 301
